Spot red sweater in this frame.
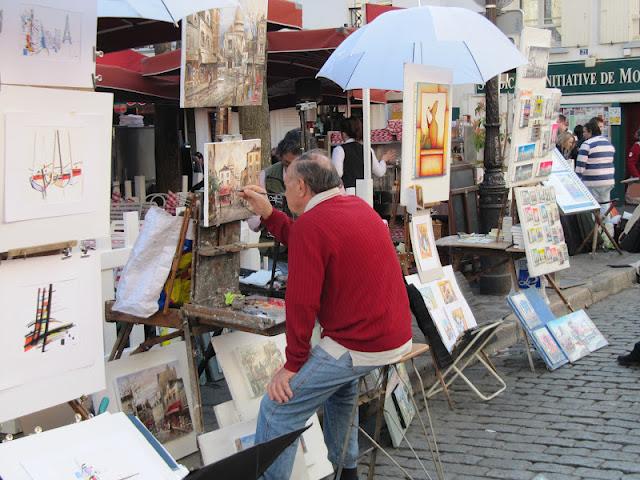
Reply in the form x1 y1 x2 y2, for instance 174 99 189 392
628 142 640 178
263 195 412 372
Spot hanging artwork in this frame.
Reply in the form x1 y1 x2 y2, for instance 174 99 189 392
524 46 550 80
180 0 268 108
98 341 197 460
212 331 287 420
400 64 453 207
516 143 536 163
0 254 104 423
406 265 477 353
0 1 96 88
515 185 570 276
203 139 261 226
409 211 443 283
0 85 113 252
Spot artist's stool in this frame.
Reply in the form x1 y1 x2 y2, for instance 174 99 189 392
335 343 445 480
577 199 623 257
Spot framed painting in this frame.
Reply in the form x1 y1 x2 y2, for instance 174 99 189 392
400 64 453 207
0 85 112 252
203 139 261 226
0 0 97 88
211 331 287 420
409 210 443 283
0 254 104 423
97 341 197 460
180 0 268 108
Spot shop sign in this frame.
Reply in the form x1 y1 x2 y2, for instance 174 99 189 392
475 70 516 94
547 58 640 95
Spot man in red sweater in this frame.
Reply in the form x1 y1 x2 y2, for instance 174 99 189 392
241 152 412 480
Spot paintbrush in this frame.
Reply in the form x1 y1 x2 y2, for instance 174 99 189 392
235 189 268 195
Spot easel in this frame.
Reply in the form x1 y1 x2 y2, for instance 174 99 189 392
576 200 623 256
2 240 94 421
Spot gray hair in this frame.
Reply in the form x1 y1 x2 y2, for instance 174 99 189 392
290 150 341 194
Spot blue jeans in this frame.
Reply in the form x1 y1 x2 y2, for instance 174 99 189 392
255 346 375 479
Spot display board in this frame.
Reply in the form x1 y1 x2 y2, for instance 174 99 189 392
544 149 600 214
406 265 477 353
180 0 268 108
514 185 570 277
0 254 105 423
203 139 261 227
400 64 453 207
0 0 97 89
96 342 198 460
0 85 113 252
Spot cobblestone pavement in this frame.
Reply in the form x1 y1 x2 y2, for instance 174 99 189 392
365 285 640 480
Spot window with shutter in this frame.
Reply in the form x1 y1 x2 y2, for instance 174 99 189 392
561 0 590 47
600 1 632 44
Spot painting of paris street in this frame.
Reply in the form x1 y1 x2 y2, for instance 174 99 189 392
204 139 262 226
181 0 267 107
115 361 193 444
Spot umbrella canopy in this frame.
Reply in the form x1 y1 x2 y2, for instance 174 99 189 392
317 5 527 90
98 0 238 23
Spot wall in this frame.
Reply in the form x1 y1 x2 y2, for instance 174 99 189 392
302 0 349 29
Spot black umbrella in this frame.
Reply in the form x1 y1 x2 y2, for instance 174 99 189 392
185 426 309 479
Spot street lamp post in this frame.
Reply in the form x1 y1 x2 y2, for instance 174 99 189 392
478 1 511 294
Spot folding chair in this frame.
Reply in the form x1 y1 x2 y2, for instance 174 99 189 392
577 199 623 256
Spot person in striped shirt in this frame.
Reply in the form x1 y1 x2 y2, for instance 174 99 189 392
575 119 616 203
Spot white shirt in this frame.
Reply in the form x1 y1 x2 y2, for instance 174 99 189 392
305 187 413 366
331 138 388 179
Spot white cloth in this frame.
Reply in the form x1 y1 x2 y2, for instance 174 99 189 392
303 187 413 365
331 138 387 178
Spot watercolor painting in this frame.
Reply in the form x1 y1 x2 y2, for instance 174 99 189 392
203 139 261 226
410 212 442 281
115 361 194 445
414 83 450 178
509 292 542 330
516 143 536 163
182 0 267 107
23 282 77 354
20 5 82 60
547 318 590 363
437 280 457 305
524 46 549 79
235 339 284 398
532 328 568 370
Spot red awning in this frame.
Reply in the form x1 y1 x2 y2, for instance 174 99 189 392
268 0 303 29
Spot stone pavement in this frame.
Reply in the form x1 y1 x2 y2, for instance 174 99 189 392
366 285 640 480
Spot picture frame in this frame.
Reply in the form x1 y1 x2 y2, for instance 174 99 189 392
0 254 104 423
97 341 197 460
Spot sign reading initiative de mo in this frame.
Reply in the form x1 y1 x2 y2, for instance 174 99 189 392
475 58 640 95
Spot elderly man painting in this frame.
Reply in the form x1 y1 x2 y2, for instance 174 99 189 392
240 152 412 480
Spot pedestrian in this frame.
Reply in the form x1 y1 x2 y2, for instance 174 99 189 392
626 128 640 179
570 125 584 161
331 116 396 189
240 152 412 480
617 341 640 366
558 131 576 160
575 119 616 203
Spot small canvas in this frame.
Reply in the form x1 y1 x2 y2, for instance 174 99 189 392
0 0 97 88
0 85 112 252
180 0 268 108
384 363 414 447
0 254 104 423
97 342 197 460
559 310 608 352
507 292 542 330
516 143 536 163
409 210 443 283
400 64 453 207
203 139 261 226
211 331 287 420
531 327 568 370
547 317 591 363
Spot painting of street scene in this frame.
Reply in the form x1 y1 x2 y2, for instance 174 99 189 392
182 0 267 107
235 340 284 398
115 361 193 444
204 139 262 226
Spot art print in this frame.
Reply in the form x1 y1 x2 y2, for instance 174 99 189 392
384 363 414 447
437 280 457 305
414 83 450 178
519 97 531 128
181 0 268 107
547 318 590 362
515 163 534 182
234 340 285 399
409 211 443 282
0 254 104 423
203 139 261 226
532 328 568 370
400 64 453 207
537 159 553 177
516 143 536 163
0 1 96 88
524 46 549 79
508 292 542 329
560 310 608 352
391 381 415 429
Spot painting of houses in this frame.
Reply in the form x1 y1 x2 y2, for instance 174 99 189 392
181 0 268 107
115 361 193 444
203 139 261 226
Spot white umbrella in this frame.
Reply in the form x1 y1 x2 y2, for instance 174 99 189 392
317 5 527 89
98 0 239 23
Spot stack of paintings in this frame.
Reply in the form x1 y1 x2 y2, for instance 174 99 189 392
508 289 607 370
384 363 416 448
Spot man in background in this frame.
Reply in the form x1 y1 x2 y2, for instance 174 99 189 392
576 119 616 204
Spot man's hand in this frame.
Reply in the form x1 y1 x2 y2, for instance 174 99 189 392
238 185 273 219
267 367 296 404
